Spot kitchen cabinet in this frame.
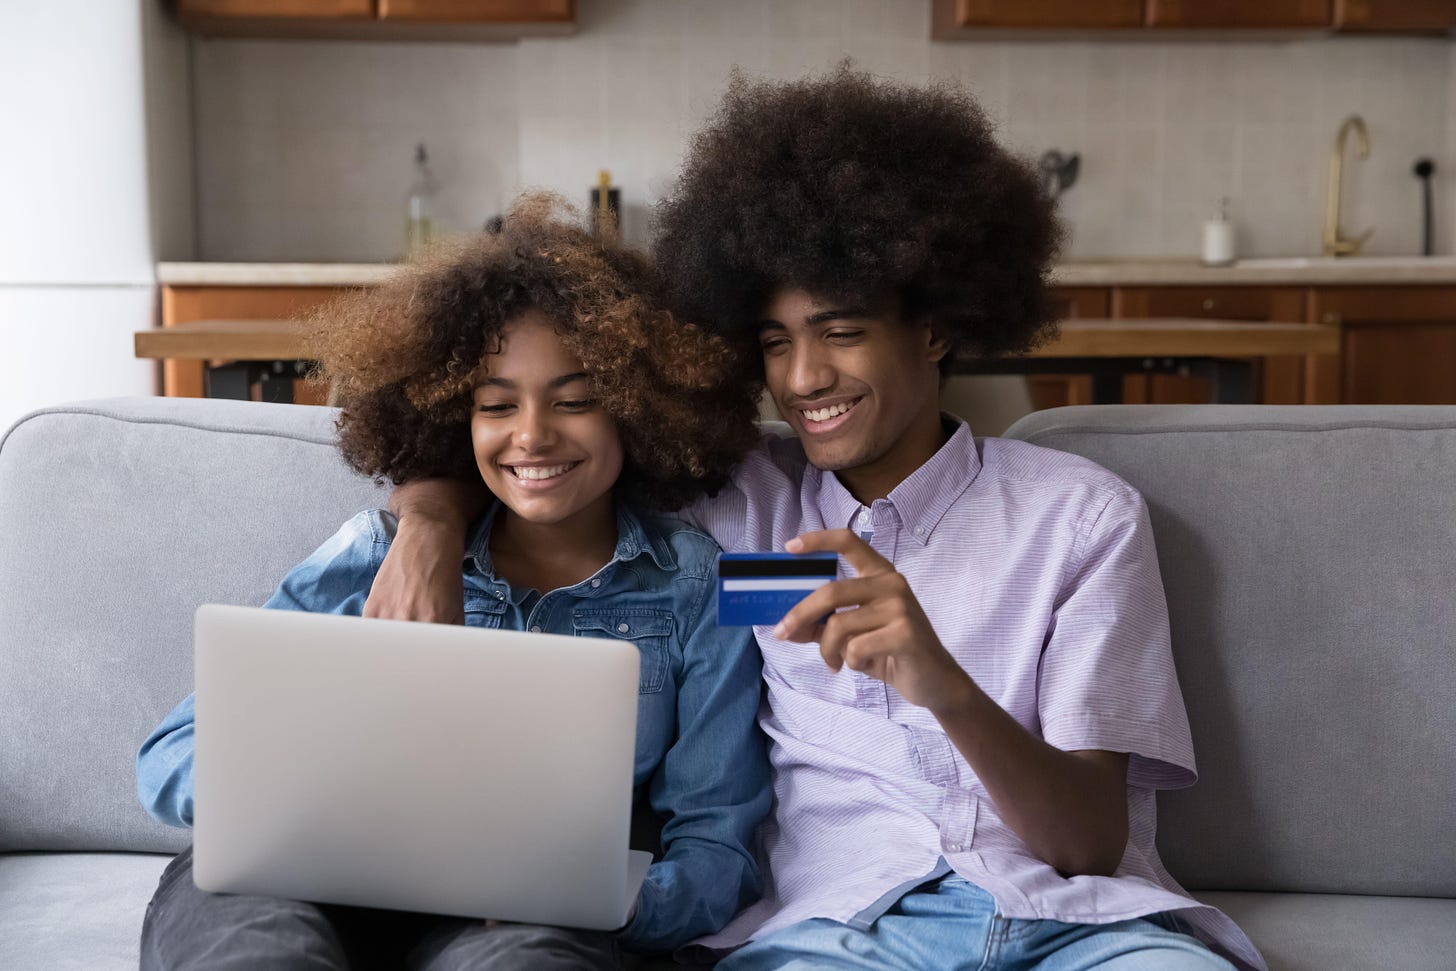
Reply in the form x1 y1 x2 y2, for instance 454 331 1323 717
1113 287 1310 404
935 0 1454 34
1334 0 1456 30
178 0 372 18
1026 288 1110 409
174 0 575 38
176 0 373 19
377 0 571 22
1147 0 1332 27
159 285 347 404
1309 287 1456 404
943 0 1144 28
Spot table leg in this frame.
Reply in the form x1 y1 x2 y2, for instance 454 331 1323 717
1091 372 1124 404
259 362 296 404
1198 360 1255 404
205 363 253 400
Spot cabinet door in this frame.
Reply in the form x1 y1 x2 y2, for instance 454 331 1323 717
1334 0 1456 30
376 0 572 21
1114 286 1309 404
1311 287 1456 404
160 286 348 404
1147 0 1331 27
176 0 374 19
951 0 1144 28
1026 288 1111 410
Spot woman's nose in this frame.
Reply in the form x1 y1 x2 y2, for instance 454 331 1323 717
514 405 557 451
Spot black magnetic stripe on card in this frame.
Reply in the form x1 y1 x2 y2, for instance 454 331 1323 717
719 558 839 578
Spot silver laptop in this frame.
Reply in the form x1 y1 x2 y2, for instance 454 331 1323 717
192 603 652 930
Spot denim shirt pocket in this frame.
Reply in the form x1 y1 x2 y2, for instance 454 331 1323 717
571 608 673 694
463 593 507 629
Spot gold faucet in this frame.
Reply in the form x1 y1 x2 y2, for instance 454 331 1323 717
1324 115 1374 257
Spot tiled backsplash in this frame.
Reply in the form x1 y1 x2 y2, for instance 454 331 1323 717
192 0 1456 263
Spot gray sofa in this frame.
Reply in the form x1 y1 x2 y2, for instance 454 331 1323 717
1 396 1453 970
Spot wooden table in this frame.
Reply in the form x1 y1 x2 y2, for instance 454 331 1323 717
136 317 1342 405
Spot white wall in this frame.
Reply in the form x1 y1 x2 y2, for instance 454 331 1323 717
0 2 157 284
0 0 193 433
190 0 1454 262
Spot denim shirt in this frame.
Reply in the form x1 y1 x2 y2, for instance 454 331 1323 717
137 501 772 952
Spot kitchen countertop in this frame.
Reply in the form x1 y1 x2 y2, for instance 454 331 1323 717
156 256 1456 288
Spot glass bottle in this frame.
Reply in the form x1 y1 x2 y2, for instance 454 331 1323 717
405 142 439 260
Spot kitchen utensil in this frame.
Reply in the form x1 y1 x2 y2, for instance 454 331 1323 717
1038 150 1080 200
1413 157 1435 256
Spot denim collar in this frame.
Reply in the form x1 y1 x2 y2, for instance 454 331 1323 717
462 498 675 576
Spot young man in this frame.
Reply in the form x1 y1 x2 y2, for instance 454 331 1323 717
371 69 1265 970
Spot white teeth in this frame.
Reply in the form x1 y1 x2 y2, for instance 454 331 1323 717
510 463 573 480
802 400 856 423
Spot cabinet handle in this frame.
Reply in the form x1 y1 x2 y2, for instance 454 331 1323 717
1202 298 1216 311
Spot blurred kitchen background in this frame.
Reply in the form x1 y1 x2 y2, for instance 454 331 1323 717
6 0 1456 434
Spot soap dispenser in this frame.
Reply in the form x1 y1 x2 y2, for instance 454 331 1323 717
1201 197 1236 267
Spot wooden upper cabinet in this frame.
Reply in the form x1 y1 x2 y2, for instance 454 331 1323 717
1147 0 1332 28
376 0 572 22
1334 0 1456 31
174 0 574 37
177 0 373 19
949 0 1144 28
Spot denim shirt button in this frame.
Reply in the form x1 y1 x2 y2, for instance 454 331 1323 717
617 622 630 633
591 579 602 588
530 625 541 633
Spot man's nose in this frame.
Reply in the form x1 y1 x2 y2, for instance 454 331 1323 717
782 343 835 399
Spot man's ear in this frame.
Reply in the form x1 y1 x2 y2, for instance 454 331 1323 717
925 322 951 365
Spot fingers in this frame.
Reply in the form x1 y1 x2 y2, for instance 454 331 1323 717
773 576 885 641
785 529 892 578
815 602 886 672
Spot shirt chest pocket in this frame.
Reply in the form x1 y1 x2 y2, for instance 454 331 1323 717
571 608 672 694
463 594 507 629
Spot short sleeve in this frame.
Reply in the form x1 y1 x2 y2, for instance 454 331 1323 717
674 434 809 554
1037 487 1197 790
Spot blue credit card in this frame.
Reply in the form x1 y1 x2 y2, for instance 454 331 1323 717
718 552 839 627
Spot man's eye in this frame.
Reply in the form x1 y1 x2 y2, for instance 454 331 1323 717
827 330 864 342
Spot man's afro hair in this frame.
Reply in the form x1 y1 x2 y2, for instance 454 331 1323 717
652 64 1064 369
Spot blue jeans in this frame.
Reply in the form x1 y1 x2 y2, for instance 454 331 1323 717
717 875 1234 971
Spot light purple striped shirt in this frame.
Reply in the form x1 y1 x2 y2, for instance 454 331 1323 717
684 419 1264 971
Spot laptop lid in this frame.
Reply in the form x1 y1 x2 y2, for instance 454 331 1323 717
192 603 650 930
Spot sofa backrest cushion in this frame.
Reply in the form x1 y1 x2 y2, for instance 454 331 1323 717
1004 405 1456 898
0 398 387 854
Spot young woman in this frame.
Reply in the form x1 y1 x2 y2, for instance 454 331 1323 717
135 194 772 971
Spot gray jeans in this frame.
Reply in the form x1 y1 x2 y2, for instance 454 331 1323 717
140 847 622 971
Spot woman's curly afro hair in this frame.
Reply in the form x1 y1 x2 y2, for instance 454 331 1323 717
307 192 760 512
652 64 1064 372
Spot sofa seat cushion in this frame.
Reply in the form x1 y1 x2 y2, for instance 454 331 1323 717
1197 890 1456 971
0 851 170 970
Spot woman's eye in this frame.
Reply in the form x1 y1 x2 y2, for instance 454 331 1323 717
475 403 512 414
760 339 789 354
558 399 594 410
